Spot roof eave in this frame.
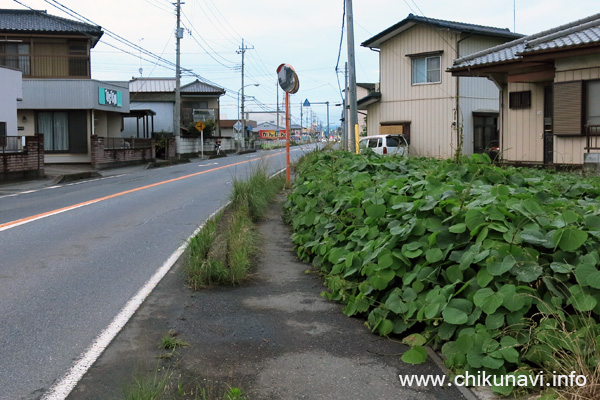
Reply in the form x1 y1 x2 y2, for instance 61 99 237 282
357 92 381 109
518 42 600 61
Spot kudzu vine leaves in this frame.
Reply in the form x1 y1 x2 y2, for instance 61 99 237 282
284 151 600 394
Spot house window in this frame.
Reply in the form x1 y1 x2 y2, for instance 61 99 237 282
509 91 531 109
0 42 30 75
586 80 600 126
68 43 88 77
38 112 69 152
412 55 441 84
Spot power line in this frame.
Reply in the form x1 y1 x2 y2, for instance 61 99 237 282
192 0 241 46
180 9 238 67
41 0 181 71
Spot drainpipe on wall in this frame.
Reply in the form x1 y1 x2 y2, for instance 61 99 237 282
488 75 504 162
456 33 472 154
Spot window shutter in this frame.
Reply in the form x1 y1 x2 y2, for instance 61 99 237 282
554 81 583 135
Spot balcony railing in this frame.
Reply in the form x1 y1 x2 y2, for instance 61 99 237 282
0 54 90 78
585 125 600 152
0 136 25 154
103 137 153 150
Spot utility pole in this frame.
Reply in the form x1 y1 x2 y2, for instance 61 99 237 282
346 0 358 152
237 39 253 149
276 82 279 130
326 101 330 139
300 102 303 135
339 62 348 150
174 0 183 156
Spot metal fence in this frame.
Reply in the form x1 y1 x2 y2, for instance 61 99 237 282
586 125 600 152
0 136 25 154
103 137 153 150
0 54 90 78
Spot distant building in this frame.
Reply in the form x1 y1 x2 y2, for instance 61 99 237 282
124 78 225 138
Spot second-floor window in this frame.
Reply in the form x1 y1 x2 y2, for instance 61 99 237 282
412 55 441 85
0 42 30 75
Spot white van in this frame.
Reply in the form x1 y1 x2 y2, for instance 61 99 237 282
359 135 409 156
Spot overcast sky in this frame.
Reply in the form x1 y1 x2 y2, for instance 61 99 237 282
6 0 600 127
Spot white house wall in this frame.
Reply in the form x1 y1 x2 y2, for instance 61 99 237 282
0 67 23 136
457 37 506 155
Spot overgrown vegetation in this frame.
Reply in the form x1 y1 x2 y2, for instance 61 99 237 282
284 150 600 397
187 165 285 288
161 332 189 351
123 368 246 400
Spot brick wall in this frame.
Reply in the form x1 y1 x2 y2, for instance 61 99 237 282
91 135 156 169
0 134 44 181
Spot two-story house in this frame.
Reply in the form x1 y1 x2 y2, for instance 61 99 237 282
360 14 522 159
450 13 600 167
0 8 130 164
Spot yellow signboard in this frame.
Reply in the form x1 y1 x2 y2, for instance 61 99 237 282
195 121 206 131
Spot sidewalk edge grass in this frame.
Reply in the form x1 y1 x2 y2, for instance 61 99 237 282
186 165 285 288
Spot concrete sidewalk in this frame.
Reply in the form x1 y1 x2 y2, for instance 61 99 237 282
66 195 472 400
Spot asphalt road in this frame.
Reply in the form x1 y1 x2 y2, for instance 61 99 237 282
0 145 316 400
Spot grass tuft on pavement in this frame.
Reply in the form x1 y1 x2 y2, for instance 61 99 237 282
186 165 284 288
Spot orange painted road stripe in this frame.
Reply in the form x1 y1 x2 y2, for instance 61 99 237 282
0 153 281 232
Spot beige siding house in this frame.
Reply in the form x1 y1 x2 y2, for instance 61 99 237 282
451 13 600 166
360 14 521 158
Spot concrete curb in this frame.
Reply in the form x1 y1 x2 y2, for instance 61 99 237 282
426 347 483 400
48 171 101 185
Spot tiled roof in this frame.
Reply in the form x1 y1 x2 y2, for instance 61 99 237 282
0 9 102 45
182 79 225 94
451 13 600 70
362 13 522 48
129 78 225 94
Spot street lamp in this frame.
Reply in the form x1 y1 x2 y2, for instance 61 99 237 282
238 83 259 149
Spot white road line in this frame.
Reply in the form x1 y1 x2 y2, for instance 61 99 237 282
0 202 99 232
41 203 230 400
0 175 124 199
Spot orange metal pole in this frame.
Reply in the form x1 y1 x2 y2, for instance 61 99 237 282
286 91 291 182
